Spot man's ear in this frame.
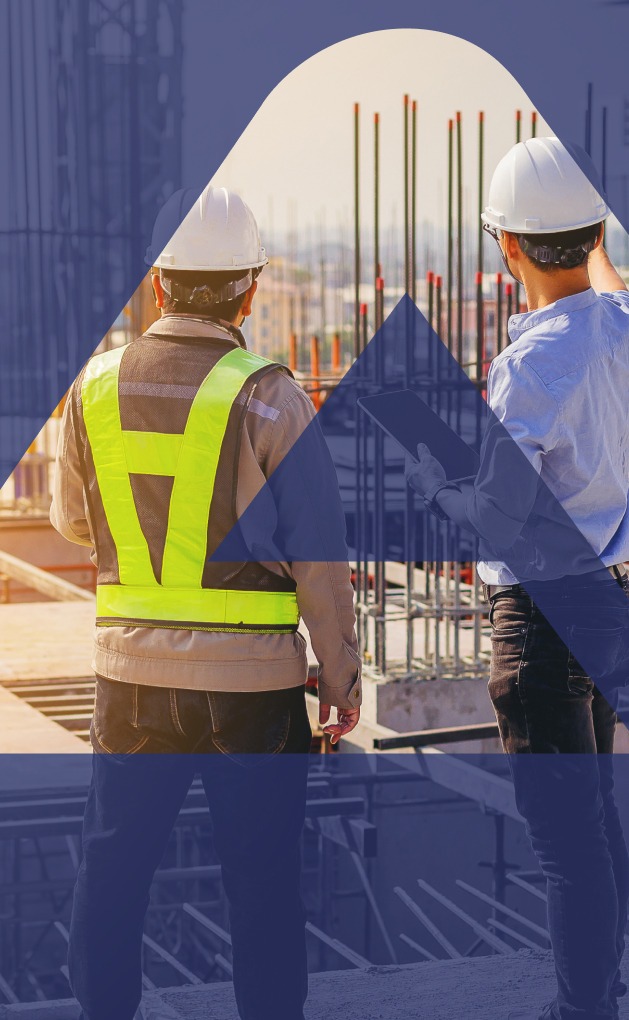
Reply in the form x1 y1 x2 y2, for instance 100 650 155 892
593 222 605 250
151 272 165 309
503 231 521 262
239 280 258 319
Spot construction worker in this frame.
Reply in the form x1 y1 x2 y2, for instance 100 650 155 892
50 184 361 1020
406 137 629 1020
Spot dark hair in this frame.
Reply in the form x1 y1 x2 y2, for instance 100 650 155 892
158 267 260 321
517 222 602 273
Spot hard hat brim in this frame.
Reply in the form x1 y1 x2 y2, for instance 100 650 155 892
481 208 610 234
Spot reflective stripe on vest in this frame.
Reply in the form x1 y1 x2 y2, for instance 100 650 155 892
81 344 299 631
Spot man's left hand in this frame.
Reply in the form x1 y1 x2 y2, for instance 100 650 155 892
404 443 447 497
319 703 361 745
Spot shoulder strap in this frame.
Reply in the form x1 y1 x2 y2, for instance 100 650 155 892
81 346 156 586
160 347 272 587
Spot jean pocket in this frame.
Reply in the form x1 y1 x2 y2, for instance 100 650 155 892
567 622 629 686
91 676 149 756
489 596 530 640
207 689 292 767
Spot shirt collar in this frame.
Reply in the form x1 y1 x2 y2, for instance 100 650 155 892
507 287 598 343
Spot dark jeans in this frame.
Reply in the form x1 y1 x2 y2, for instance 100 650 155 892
69 677 312 1020
488 575 629 1020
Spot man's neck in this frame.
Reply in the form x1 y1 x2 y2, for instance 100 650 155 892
521 269 592 311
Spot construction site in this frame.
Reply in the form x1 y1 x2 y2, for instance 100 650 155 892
2 5 629 1018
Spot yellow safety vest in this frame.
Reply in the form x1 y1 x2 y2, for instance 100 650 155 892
81 344 299 633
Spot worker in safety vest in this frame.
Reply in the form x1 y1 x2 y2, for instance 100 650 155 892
406 138 629 1020
50 185 361 1020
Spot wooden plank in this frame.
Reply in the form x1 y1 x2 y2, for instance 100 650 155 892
0 687 89 755
0 550 94 603
0 603 94 681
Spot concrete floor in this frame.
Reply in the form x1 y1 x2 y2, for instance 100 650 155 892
2 950 629 1019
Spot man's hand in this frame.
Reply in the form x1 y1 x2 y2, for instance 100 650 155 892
319 703 361 745
404 443 447 497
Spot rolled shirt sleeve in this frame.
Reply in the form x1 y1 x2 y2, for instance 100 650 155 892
466 354 560 550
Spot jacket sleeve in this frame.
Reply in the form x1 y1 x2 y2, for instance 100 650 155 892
49 384 93 547
263 381 362 710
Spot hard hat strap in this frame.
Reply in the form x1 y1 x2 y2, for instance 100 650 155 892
160 269 254 308
517 235 596 269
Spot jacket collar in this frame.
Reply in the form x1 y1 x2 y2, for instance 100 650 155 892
144 314 248 349
508 287 598 343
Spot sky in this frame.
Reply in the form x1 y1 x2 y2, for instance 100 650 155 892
185 29 552 242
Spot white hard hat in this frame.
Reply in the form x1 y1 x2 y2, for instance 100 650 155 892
482 137 610 234
145 185 268 271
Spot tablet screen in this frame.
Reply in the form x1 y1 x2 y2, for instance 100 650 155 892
358 389 480 481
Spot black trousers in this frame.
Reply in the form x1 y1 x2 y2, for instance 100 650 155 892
69 677 312 1020
488 577 629 1020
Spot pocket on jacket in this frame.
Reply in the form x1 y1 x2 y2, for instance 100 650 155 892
91 675 149 756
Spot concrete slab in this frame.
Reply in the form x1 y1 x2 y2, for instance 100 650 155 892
2 950 629 1019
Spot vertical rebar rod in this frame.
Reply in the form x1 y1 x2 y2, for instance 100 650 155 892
375 276 386 672
602 106 608 193
404 93 414 673
354 103 361 359
353 101 363 647
477 111 484 277
373 110 385 673
425 270 435 663
585 82 593 155
427 272 434 335
531 110 537 138
319 215 326 351
475 271 484 384
436 274 443 336
360 304 370 655
404 95 410 294
310 335 321 411
289 332 297 372
435 273 444 381
456 111 463 367
447 118 454 356
332 333 341 373
374 112 380 290
506 282 513 343
514 110 521 314
411 99 417 305
496 273 503 354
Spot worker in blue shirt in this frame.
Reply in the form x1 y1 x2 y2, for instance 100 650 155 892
407 137 629 1020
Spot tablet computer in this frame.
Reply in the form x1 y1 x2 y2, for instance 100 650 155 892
358 389 480 480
